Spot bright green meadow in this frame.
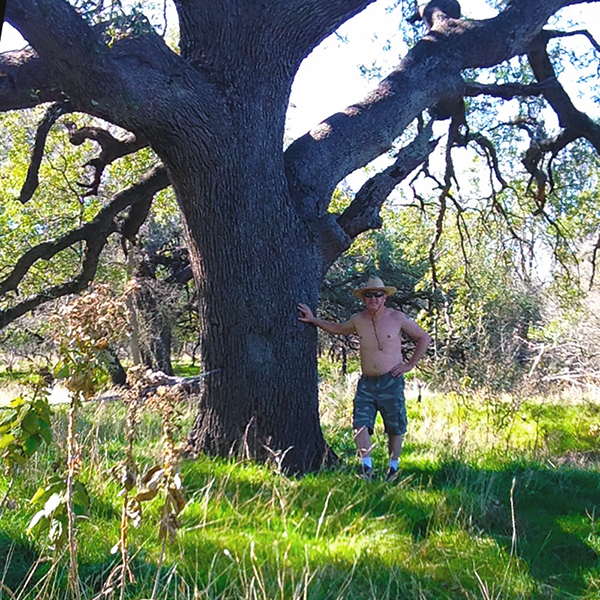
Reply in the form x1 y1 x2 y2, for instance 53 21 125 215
1 368 599 599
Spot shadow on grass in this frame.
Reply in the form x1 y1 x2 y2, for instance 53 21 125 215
0 531 165 600
421 459 600 594
181 452 599 599
0 534 40 593
1 451 598 599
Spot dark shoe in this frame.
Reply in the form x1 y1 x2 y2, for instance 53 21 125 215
386 466 399 482
359 465 375 481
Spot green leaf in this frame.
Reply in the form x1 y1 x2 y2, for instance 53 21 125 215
38 421 52 444
0 420 14 435
0 433 15 449
43 492 63 517
72 481 90 512
54 362 70 379
27 510 50 535
48 515 67 548
6 448 27 466
23 434 42 457
30 486 51 505
9 397 25 408
21 410 40 434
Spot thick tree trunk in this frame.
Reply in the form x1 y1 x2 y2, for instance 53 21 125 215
151 91 332 473
184 172 329 472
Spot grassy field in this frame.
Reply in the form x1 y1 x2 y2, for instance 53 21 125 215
0 369 599 599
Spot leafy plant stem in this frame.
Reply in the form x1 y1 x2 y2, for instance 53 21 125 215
151 527 168 600
119 490 130 600
66 396 81 600
0 466 16 518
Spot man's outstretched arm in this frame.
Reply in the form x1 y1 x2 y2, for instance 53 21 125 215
298 303 356 336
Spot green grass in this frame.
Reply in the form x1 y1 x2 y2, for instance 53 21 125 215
1 376 599 599
172 359 202 378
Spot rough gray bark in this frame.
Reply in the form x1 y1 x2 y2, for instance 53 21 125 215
2 0 597 471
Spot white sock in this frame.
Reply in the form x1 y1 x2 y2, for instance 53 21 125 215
361 456 373 469
388 459 399 470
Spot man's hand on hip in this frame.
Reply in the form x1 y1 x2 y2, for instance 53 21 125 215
390 362 413 377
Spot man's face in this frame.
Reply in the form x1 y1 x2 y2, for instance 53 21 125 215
362 290 386 313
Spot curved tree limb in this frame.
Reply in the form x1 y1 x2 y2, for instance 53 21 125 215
5 0 111 90
501 30 600 208
520 127 578 205
429 116 461 292
0 167 170 329
5 0 216 137
528 32 600 153
284 0 580 226
467 133 507 189
19 102 72 204
308 122 438 273
65 124 148 196
545 27 600 53
464 80 555 100
0 48 63 111
338 121 437 240
590 231 600 289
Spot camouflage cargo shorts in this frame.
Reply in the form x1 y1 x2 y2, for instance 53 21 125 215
353 372 407 436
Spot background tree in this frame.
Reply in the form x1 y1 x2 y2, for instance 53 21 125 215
2 0 600 472
0 107 195 381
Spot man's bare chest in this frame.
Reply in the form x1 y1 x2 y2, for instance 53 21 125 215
354 312 402 344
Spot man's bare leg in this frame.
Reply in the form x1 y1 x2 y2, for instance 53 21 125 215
388 434 404 462
387 434 404 481
354 427 375 478
354 426 373 459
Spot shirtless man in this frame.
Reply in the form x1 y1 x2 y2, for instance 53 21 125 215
298 277 431 480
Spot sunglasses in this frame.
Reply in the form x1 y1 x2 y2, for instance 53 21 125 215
363 291 385 298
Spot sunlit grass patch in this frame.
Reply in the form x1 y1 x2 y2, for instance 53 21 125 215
1 373 600 599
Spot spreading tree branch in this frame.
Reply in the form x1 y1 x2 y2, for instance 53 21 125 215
0 167 170 329
467 133 507 188
0 48 63 111
528 32 600 153
309 122 438 274
18 102 72 204
337 121 437 240
464 80 555 100
590 231 600 290
285 0 578 227
545 28 600 54
428 117 460 292
4 0 213 136
65 124 148 196
5 0 111 90
520 126 578 207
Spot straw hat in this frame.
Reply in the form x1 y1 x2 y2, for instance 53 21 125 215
353 277 397 299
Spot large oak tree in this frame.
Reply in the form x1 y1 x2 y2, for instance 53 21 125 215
2 0 599 472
